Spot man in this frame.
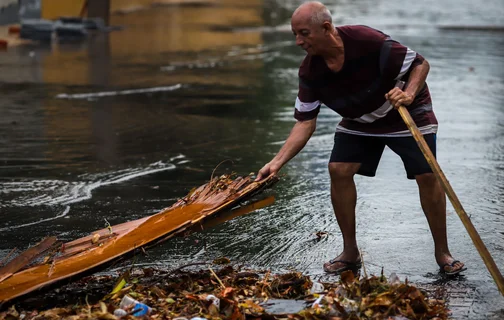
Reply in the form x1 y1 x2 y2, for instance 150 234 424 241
255 1 466 275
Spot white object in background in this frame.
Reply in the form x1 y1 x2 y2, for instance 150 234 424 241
312 295 325 308
205 294 220 310
119 295 152 316
388 272 401 285
113 309 128 317
310 282 324 293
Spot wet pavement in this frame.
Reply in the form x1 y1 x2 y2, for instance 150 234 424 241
1 0 503 318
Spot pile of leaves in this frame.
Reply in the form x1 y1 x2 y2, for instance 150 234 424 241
311 269 448 320
0 259 449 320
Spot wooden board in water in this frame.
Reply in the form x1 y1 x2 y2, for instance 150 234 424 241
0 174 278 303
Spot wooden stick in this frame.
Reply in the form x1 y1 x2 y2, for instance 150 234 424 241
209 267 226 289
397 106 504 296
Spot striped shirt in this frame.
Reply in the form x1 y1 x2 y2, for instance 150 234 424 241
294 25 437 136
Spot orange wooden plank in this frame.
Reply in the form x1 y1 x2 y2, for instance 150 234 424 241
0 175 278 303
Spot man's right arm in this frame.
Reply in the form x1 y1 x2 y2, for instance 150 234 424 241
255 117 317 181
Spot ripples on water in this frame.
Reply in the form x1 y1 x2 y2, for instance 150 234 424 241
1 158 182 208
0 157 185 232
55 84 183 100
1 0 503 318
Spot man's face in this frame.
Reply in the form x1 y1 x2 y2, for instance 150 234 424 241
291 15 325 55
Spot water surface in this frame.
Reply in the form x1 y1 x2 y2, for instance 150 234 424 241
1 0 503 318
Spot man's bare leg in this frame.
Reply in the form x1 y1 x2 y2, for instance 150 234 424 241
324 162 361 271
416 173 465 273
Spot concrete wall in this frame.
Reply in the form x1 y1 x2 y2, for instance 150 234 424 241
19 0 41 19
0 0 40 25
0 0 19 24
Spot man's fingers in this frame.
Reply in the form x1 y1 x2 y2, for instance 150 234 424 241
385 87 400 99
388 92 409 107
393 97 408 109
386 88 413 108
254 168 269 181
388 91 402 100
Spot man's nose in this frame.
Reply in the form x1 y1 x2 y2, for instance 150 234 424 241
295 35 304 46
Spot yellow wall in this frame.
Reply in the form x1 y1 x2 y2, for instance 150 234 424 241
41 0 264 85
41 0 226 20
42 0 86 20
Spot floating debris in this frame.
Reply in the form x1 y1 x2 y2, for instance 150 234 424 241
1 262 449 319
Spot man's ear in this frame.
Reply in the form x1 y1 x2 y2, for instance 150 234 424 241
322 21 333 35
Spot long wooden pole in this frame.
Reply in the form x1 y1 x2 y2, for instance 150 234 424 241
397 106 504 296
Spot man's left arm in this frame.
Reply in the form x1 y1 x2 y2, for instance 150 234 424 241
385 57 430 109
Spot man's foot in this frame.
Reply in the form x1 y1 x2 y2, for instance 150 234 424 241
323 252 361 274
437 254 466 276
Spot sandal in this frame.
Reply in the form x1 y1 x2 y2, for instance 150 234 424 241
440 260 467 276
323 258 362 274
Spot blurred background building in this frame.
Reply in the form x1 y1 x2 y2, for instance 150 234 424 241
1 0 40 24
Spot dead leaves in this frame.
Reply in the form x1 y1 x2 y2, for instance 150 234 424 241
0 262 449 320
316 270 449 320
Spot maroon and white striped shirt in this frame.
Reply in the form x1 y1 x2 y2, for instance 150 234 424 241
294 25 437 136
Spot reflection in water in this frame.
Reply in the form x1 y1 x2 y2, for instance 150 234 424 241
55 84 182 99
187 195 275 234
1 0 504 318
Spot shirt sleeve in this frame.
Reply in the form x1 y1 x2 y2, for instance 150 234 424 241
294 77 321 121
379 39 424 81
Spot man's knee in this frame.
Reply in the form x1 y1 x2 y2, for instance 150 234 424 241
415 172 437 186
328 162 360 180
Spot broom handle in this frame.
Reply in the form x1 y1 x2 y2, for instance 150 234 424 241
397 106 504 296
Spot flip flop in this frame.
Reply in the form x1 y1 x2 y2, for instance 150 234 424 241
323 259 362 274
440 260 467 276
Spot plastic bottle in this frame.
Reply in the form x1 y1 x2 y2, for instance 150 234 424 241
310 281 324 293
119 295 152 316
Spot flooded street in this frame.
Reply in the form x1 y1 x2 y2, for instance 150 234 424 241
1 0 503 318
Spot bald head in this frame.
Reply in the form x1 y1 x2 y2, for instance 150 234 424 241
292 1 332 26
291 2 337 55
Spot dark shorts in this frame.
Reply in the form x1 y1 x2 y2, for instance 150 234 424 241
329 132 436 180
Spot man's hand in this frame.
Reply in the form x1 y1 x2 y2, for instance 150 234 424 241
385 87 414 109
254 162 281 182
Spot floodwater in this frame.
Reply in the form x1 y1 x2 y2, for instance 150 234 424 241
1 0 503 318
